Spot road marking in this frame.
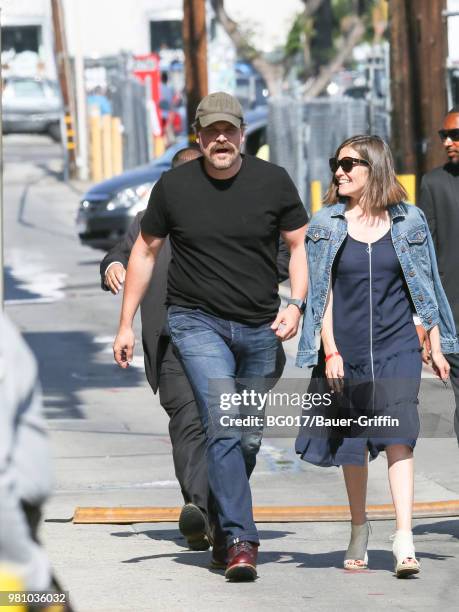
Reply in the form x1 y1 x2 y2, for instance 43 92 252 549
5 297 60 305
94 336 115 344
259 442 301 473
85 480 179 490
6 248 67 303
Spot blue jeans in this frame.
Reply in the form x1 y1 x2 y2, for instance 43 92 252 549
168 306 285 546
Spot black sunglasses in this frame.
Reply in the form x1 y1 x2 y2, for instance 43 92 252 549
438 129 459 142
329 156 370 173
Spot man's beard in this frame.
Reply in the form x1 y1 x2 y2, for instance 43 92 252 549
206 145 238 169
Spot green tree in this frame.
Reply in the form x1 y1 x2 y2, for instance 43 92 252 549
211 0 385 97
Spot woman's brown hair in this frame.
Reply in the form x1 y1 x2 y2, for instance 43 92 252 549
323 135 408 213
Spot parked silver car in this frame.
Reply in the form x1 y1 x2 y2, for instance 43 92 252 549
2 76 63 141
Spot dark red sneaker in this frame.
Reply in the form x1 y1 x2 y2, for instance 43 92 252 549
225 541 258 581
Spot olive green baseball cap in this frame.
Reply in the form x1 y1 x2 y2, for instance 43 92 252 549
194 91 244 128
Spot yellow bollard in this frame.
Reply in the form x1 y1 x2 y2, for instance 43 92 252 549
154 135 165 158
89 112 103 182
102 114 113 179
0 565 26 612
310 180 322 214
397 174 416 204
64 114 75 151
111 117 123 177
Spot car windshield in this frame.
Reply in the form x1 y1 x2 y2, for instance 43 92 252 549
8 80 46 98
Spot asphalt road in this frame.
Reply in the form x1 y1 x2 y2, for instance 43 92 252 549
3 134 459 612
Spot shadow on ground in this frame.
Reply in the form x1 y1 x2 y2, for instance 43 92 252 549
16 177 76 241
5 266 43 301
413 519 459 539
112 527 295 548
113 524 454 574
23 330 143 419
119 546 451 574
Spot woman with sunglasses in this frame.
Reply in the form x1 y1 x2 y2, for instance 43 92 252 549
296 135 459 577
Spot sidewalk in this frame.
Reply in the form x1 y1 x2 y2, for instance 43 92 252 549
41 376 459 611
43 516 459 612
3 138 457 611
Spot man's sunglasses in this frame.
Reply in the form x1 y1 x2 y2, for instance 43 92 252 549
438 129 459 142
329 156 370 173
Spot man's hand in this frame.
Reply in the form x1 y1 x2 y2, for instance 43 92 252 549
271 304 301 341
113 326 135 368
415 324 431 364
105 263 126 295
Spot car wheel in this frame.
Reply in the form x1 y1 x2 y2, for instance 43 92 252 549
48 122 62 142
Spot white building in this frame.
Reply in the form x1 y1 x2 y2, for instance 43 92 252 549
63 0 303 58
0 0 57 78
0 0 303 83
447 0 459 64
447 0 459 106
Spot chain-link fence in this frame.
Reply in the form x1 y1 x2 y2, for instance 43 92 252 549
109 71 151 170
268 96 390 214
85 54 151 172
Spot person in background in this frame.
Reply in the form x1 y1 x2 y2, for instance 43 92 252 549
87 86 112 116
0 312 53 592
160 72 174 107
418 106 459 444
101 145 215 551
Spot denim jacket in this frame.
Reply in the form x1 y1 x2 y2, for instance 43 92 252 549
296 201 459 367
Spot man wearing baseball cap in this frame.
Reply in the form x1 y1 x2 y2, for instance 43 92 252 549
113 91 308 581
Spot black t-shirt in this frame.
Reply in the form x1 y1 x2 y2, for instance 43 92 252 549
141 155 308 325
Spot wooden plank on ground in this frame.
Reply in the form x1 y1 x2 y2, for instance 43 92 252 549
72 500 459 524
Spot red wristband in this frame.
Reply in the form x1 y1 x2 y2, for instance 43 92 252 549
325 352 341 362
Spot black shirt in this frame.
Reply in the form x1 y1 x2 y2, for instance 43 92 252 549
418 163 459 326
141 155 308 325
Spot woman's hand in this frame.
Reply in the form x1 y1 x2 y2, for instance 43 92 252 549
415 324 431 364
325 353 345 393
430 351 450 381
427 326 450 381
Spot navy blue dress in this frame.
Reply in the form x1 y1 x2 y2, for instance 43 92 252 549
296 231 422 466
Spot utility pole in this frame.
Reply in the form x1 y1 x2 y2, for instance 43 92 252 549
74 1 88 181
412 0 448 172
311 0 333 74
51 0 78 178
183 0 208 142
390 0 448 179
389 0 417 174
